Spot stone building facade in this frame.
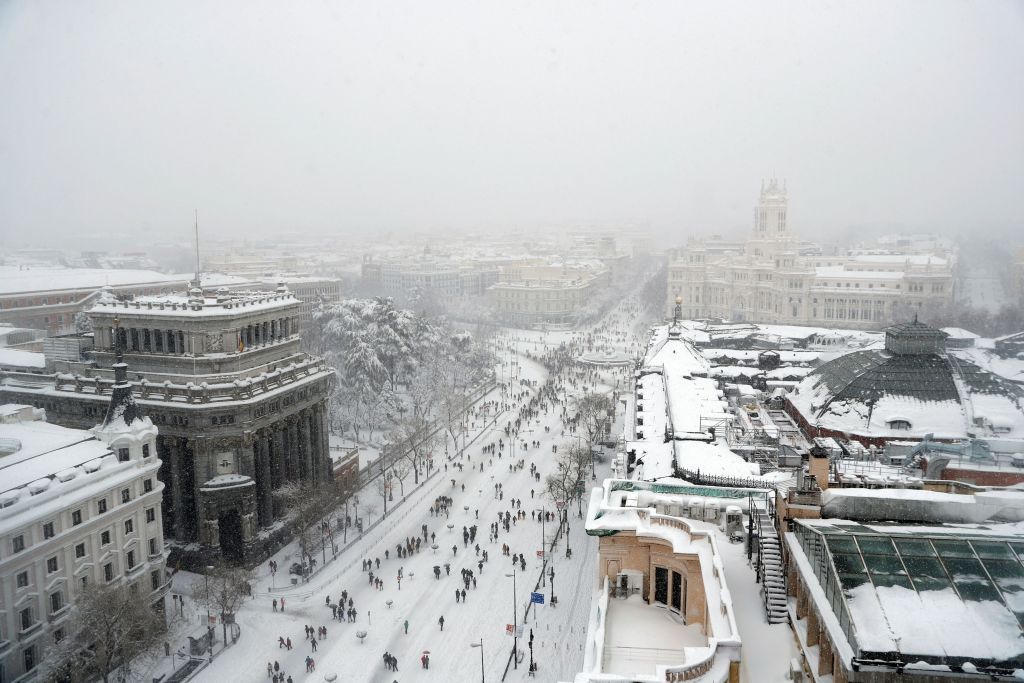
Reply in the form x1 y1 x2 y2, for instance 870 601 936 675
666 181 954 330
0 282 334 566
0 378 168 682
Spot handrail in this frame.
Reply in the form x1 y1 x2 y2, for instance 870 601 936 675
663 647 717 681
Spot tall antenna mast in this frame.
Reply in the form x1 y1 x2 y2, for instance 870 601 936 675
193 208 201 289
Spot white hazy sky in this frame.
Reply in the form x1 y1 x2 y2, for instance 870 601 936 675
1 0 1022 246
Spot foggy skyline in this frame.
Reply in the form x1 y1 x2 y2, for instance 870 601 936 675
1 0 1022 249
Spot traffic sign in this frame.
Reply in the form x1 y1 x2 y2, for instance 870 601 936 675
530 592 545 605
536 550 544 558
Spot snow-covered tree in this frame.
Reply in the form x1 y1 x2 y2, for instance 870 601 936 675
544 442 591 517
191 563 253 647
43 582 166 683
387 416 438 485
73 310 93 335
273 482 341 567
569 391 615 455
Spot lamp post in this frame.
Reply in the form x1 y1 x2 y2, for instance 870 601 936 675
562 506 571 558
470 638 485 683
204 566 213 621
505 569 517 669
204 565 214 657
534 508 546 586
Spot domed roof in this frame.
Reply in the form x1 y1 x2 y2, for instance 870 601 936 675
789 321 1024 439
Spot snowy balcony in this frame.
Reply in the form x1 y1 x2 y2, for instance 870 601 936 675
601 591 708 676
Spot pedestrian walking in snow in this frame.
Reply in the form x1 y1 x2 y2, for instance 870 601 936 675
439 615 445 631
404 619 409 634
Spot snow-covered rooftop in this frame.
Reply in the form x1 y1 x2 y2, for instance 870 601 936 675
0 265 181 295
789 518 1024 669
0 348 45 369
89 289 300 318
815 266 906 279
628 326 753 482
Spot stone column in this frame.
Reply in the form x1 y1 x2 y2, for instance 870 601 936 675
806 607 820 646
255 432 273 527
322 403 332 480
316 402 330 481
286 418 300 481
271 426 286 516
300 409 314 482
168 438 186 541
818 631 834 676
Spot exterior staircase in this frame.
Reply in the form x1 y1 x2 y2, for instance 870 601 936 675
753 500 788 624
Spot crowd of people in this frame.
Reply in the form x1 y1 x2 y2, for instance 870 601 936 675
246 294 652 681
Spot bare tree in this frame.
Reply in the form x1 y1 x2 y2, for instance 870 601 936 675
544 442 591 517
44 582 167 683
191 563 253 647
274 481 338 567
569 391 615 468
387 416 438 485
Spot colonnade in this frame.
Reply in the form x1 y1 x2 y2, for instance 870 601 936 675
112 315 298 355
160 402 330 543
250 402 330 527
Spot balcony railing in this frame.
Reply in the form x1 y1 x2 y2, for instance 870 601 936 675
43 356 332 405
664 650 716 681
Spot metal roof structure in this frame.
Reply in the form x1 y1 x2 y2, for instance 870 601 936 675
793 519 1024 672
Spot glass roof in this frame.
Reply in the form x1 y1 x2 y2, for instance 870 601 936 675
816 526 1024 665
808 347 1024 413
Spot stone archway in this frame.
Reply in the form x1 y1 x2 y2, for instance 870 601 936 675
198 476 258 565
218 509 244 563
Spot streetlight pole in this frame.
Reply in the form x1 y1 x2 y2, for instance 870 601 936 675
563 507 571 558
205 564 214 659
506 569 517 669
534 508 546 587
470 638 485 683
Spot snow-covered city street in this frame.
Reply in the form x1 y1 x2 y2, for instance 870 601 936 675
165 300 668 683
5 8 1024 683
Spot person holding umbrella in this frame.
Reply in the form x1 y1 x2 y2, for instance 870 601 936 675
421 652 430 669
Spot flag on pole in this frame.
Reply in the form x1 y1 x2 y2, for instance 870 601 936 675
530 592 545 605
